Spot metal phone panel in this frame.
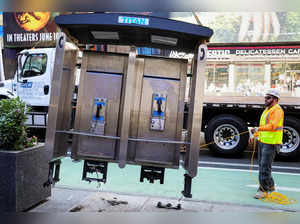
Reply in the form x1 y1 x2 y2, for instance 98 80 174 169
134 77 180 167
143 57 182 79
73 72 122 160
52 53 77 158
45 32 77 160
86 51 126 74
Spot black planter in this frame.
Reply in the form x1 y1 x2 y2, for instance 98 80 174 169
0 144 51 212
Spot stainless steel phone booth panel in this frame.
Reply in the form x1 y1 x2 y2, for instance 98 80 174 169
72 52 126 161
72 51 187 169
127 56 187 168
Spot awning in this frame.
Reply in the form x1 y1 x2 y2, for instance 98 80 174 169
55 13 213 53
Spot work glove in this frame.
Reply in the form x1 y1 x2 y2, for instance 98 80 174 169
250 127 259 135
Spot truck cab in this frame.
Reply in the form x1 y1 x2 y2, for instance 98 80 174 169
0 48 55 103
0 45 78 138
0 48 56 132
14 48 55 107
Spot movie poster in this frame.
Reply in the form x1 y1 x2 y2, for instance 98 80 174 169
3 12 60 48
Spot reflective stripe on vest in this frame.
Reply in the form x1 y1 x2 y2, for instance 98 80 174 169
259 104 283 144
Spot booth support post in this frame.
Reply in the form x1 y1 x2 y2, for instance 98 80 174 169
119 46 137 168
184 43 207 178
45 33 77 159
45 33 66 156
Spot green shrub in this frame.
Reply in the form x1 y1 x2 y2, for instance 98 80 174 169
0 97 36 150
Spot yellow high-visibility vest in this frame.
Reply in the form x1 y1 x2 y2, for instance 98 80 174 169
259 104 283 144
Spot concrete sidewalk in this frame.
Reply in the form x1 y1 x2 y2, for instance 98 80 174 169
30 186 293 212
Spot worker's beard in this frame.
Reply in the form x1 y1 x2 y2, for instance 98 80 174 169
265 99 273 107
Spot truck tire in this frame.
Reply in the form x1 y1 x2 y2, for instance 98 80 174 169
277 116 300 160
205 114 249 155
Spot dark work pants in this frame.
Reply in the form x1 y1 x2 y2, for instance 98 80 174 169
257 141 279 192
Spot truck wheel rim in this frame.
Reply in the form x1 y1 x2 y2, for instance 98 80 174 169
281 127 300 153
213 124 240 150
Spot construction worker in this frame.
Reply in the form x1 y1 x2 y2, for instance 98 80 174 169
249 89 284 199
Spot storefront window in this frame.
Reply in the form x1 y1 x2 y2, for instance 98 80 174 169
202 60 300 98
271 63 300 96
205 64 229 94
205 64 214 90
235 64 248 93
286 64 300 95
271 63 284 88
235 63 264 96
215 64 229 90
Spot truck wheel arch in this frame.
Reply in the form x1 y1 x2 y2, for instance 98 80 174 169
204 114 249 156
0 95 9 100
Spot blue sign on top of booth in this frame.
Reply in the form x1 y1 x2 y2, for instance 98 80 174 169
118 16 149 26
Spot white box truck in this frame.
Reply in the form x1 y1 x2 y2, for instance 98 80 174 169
0 46 78 139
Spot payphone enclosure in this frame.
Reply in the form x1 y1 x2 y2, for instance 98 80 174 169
71 51 187 169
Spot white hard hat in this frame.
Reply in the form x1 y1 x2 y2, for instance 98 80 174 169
265 89 280 99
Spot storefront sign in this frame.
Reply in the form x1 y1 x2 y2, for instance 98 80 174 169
208 46 300 58
3 12 60 48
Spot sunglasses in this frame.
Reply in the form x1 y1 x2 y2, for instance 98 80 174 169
265 96 273 100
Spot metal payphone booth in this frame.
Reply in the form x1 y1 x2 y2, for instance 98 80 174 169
48 13 213 197
72 52 187 181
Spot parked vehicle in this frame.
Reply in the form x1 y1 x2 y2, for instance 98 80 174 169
0 47 79 139
185 95 300 160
